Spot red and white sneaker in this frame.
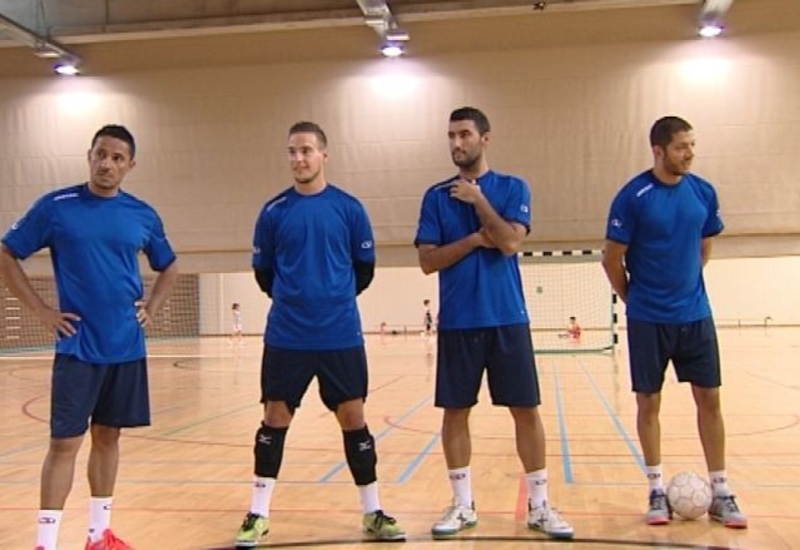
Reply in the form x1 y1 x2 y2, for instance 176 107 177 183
85 529 134 550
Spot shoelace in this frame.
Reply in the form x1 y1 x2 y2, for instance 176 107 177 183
649 493 668 511
371 511 397 528
546 508 571 528
240 512 261 530
719 495 740 512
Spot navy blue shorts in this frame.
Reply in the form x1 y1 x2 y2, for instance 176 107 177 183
51 354 151 439
260 345 368 411
627 317 721 393
435 324 541 408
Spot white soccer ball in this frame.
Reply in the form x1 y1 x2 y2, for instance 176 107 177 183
666 471 713 520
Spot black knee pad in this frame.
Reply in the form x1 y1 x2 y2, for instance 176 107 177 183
343 426 377 486
254 423 288 478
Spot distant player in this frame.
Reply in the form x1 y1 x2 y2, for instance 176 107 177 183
559 316 581 341
231 302 243 343
423 299 434 335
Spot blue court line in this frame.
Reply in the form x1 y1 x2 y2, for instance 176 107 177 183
578 359 645 472
318 394 433 483
551 360 573 483
397 433 440 483
160 402 256 436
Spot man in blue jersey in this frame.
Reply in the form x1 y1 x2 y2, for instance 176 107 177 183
414 107 573 540
602 116 747 529
234 121 405 546
0 125 179 550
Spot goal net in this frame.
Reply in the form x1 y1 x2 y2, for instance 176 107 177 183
519 250 616 354
0 273 253 355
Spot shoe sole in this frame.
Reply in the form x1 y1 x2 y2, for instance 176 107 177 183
234 536 267 548
710 515 748 529
528 524 575 539
364 531 407 541
431 521 478 538
646 517 671 525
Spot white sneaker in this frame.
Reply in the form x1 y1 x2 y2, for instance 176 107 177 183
431 502 477 537
527 501 574 539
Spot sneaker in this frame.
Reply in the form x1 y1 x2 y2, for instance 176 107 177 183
84 529 134 550
527 502 574 539
431 502 478 537
709 495 748 529
363 510 406 541
646 490 672 525
235 512 269 547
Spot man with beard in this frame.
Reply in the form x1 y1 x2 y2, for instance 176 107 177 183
414 107 573 540
602 116 747 528
234 121 405 547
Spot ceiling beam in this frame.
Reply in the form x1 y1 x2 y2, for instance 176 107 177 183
0 10 79 60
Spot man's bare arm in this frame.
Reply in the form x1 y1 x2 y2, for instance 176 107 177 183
418 231 492 275
602 240 629 303
0 243 80 337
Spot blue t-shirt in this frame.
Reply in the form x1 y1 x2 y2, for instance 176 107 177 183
252 184 374 350
606 170 724 323
414 170 531 330
2 184 176 362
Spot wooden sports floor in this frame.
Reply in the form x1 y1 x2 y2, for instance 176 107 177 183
1 328 798 549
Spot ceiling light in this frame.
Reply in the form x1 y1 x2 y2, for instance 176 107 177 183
53 58 81 76
696 0 734 38
698 22 724 38
356 0 410 57
380 42 404 58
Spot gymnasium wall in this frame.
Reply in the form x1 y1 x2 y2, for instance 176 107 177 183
0 0 799 276
196 255 800 336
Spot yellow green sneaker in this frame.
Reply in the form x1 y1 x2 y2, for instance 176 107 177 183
235 512 269 547
363 509 406 541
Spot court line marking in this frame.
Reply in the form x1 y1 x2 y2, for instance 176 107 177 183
578 359 645 473
552 357 574 483
318 394 433 483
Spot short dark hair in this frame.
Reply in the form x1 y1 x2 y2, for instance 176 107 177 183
289 121 327 148
649 116 692 149
92 124 136 158
450 107 491 135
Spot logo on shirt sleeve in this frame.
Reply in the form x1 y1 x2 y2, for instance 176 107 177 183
252 245 261 254
520 205 529 213
361 240 374 249
10 220 20 231
610 218 623 228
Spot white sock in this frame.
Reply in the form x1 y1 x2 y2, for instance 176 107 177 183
37 509 63 550
646 464 664 492
250 476 276 517
358 482 381 514
709 470 731 497
448 466 472 508
526 468 548 509
88 497 113 542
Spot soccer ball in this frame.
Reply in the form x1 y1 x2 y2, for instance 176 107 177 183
666 471 713 520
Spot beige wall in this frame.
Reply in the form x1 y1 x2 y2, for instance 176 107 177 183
196 255 800 337
1 1 799 275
